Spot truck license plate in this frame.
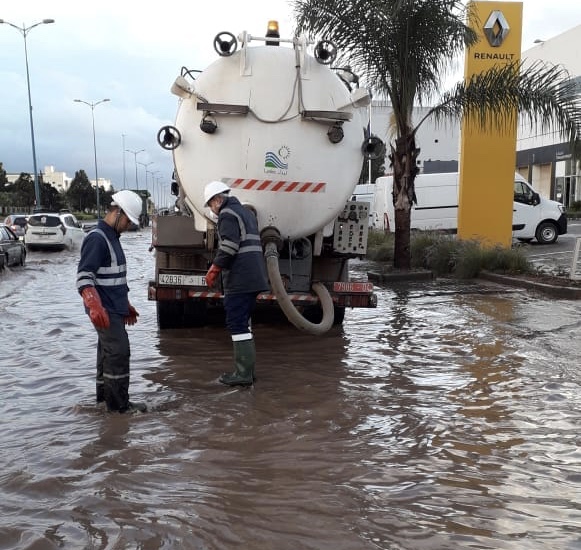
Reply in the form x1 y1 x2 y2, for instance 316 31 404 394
158 273 206 286
332 281 373 293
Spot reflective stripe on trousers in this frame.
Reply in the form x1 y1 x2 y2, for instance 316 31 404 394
96 313 130 412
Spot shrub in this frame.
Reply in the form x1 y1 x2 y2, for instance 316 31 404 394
366 230 532 278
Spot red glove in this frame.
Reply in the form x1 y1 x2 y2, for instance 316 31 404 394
205 264 222 288
125 303 139 326
81 287 110 329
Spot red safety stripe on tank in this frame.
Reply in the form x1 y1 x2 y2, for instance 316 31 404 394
225 178 326 193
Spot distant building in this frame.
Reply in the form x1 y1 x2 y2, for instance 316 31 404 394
42 165 72 193
5 165 112 193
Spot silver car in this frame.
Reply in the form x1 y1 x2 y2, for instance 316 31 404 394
3 214 28 240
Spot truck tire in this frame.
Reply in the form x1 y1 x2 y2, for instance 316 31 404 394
535 221 558 244
303 305 346 326
183 301 208 327
157 300 185 329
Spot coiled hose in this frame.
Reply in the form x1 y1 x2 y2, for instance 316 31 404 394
264 241 335 335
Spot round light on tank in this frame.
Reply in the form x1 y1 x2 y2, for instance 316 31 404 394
200 116 218 134
327 123 344 144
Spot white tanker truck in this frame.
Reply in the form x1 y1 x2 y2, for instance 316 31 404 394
149 22 384 334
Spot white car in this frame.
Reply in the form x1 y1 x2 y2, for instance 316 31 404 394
25 212 86 251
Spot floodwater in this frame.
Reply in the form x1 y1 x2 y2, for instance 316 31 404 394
1 228 581 550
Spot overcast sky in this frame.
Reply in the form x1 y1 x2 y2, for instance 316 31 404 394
1 1 580 207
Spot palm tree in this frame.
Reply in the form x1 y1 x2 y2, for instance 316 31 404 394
293 0 581 269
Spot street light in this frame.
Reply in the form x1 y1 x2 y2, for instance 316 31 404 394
1 18 55 211
74 98 110 219
138 161 154 193
126 148 145 189
122 134 127 189
149 170 160 210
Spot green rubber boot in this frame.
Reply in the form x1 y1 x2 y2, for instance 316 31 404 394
219 338 255 387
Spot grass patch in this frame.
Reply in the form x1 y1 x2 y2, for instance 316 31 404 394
368 229 531 278
366 230 394 262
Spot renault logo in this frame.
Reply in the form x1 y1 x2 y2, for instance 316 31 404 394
483 10 510 47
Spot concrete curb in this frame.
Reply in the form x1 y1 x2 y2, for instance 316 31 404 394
366 267 581 300
479 271 581 300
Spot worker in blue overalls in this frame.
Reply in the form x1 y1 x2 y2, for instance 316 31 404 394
204 181 269 386
77 190 146 413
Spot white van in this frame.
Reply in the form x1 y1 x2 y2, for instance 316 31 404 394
371 172 567 244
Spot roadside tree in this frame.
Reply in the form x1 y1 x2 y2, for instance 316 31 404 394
294 0 581 269
10 173 36 209
67 170 95 212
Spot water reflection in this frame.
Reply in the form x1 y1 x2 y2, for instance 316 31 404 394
1 230 581 549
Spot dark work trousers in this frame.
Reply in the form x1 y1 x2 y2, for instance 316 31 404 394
95 313 130 412
223 293 258 335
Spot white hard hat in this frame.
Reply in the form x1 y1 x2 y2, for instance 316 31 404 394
111 190 142 225
204 180 230 207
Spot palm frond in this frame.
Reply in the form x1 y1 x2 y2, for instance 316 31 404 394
429 61 581 152
293 0 477 134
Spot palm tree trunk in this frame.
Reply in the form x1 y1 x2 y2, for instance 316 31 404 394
391 134 419 270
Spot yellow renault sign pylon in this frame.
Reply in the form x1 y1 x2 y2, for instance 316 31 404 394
458 2 523 247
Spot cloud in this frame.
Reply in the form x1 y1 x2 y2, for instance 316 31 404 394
1 0 579 209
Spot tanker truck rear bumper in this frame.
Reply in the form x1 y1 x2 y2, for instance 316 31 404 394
148 280 377 309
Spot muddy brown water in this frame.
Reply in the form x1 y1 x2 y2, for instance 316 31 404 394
1 228 581 549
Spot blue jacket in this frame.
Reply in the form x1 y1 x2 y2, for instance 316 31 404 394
213 196 269 295
76 220 130 316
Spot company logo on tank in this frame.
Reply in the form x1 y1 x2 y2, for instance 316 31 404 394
264 146 290 175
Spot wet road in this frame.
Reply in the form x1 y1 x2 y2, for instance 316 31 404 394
1 228 581 549
522 220 581 277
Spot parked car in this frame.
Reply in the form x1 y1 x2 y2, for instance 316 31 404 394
0 224 26 267
3 214 28 240
25 212 86 251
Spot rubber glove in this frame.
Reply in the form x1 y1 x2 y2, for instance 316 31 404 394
81 287 110 329
205 264 222 288
125 303 139 326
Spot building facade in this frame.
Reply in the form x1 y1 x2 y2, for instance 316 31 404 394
516 24 581 207
368 25 580 206
369 101 461 177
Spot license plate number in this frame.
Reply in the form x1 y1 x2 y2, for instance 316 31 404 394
332 281 373 293
158 273 206 286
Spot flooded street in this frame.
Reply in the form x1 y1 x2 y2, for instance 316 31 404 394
1 227 581 550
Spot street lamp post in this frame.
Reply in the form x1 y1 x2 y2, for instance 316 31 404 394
138 161 154 194
149 170 160 210
1 18 55 211
126 149 145 189
74 98 110 219
122 134 127 189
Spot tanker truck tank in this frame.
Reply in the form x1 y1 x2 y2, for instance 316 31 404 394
151 22 382 333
